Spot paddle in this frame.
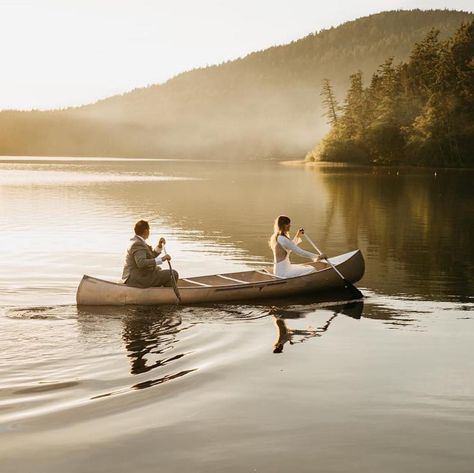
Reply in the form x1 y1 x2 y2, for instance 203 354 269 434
304 234 363 299
162 245 182 304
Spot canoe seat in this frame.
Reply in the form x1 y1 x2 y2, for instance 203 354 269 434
176 270 279 288
182 275 241 287
220 270 279 283
178 278 212 288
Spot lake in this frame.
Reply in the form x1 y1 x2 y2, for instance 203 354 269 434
0 157 473 473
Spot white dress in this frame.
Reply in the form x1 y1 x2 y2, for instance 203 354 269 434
273 235 319 278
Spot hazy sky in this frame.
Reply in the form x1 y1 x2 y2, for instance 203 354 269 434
1 0 472 110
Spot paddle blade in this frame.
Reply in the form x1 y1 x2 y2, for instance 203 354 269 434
167 260 181 304
343 280 364 300
172 282 182 303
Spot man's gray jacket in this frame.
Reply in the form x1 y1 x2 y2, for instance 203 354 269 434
121 235 163 288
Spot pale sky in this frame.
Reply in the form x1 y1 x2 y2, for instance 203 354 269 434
1 0 472 110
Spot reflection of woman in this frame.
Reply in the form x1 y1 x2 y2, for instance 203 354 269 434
269 215 325 278
270 300 363 353
272 313 338 353
272 317 292 353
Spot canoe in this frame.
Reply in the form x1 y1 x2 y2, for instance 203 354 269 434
76 249 365 306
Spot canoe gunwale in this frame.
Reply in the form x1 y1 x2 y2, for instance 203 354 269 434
80 273 291 291
79 256 349 290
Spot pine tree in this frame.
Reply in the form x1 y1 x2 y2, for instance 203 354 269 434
316 20 474 167
320 78 339 127
340 71 365 140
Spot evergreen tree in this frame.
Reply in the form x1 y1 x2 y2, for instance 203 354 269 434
320 78 339 127
315 20 474 167
340 71 365 140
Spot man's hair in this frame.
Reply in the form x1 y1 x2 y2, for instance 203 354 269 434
134 220 150 236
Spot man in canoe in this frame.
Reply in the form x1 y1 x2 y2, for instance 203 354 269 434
121 220 179 288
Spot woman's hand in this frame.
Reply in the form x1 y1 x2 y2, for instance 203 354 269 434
296 228 305 238
158 237 166 248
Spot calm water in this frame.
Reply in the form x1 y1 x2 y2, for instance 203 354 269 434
0 158 473 473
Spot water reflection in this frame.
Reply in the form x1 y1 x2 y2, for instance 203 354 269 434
74 305 197 399
270 300 363 353
316 166 474 300
77 304 190 367
76 293 365 385
131 368 197 391
122 308 186 375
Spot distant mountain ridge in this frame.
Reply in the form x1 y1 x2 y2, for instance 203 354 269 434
1 9 472 160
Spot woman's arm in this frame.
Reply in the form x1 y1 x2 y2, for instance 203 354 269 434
292 235 302 245
278 235 318 260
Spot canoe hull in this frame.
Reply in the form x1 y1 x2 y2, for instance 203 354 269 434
76 249 365 306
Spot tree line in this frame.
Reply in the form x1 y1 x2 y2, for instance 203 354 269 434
309 20 474 167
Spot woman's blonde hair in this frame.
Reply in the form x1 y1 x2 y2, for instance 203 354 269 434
269 215 291 249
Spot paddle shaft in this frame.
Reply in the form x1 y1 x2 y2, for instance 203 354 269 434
304 234 352 284
163 245 181 303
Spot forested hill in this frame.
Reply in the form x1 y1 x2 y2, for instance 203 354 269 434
1 9 472 160
310 20 474 167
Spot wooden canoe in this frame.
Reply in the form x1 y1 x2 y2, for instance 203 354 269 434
76 249 365 306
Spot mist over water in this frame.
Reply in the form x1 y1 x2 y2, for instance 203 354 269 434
0 158 473 473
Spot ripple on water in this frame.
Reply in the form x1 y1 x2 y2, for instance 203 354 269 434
0 303 276 428
5 305 78 320
13 381 80 395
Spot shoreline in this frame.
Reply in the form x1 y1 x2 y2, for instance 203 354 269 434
280 159 474 171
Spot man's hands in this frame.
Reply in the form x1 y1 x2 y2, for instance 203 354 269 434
157 237 171 262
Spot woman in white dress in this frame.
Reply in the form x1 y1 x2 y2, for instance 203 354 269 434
269 215 326 278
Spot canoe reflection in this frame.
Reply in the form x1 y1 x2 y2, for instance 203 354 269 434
270 300 363 353
121 308 185 375
77 305 194 393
